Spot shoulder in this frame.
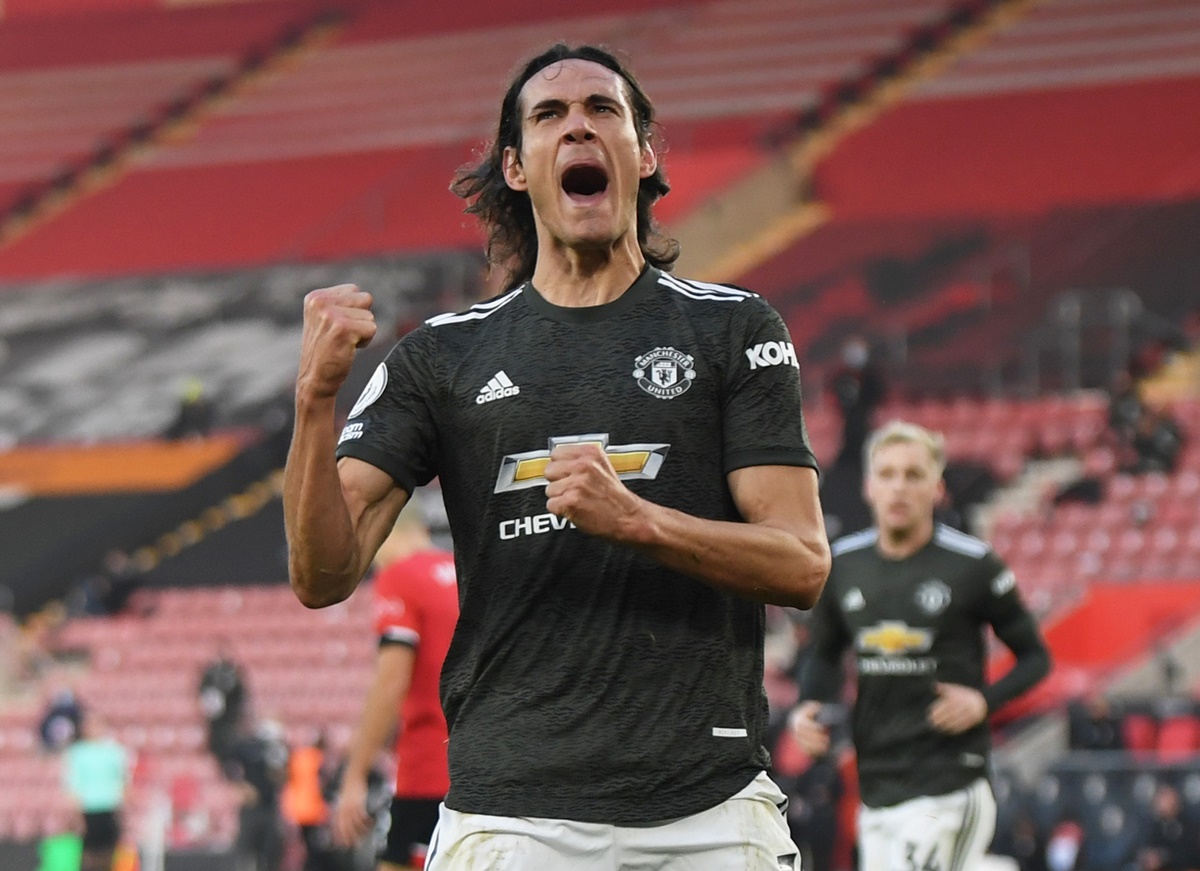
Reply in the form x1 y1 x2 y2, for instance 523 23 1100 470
653 272 762 306
930 524 1011 589
423 287 525 330
831 527 879 559
930 524 992 560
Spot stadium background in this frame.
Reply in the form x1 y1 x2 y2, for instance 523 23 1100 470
0 0 1198 867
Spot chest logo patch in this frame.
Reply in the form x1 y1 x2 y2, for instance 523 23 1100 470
915 579 952 615
494 433 670 493
857 621 932 656
633 347 695 399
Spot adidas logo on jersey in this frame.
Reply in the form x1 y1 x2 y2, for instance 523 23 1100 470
476 370 521 404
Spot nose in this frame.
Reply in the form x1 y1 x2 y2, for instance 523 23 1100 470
562 105 596 143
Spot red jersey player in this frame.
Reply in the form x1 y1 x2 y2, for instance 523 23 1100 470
333 498 458 870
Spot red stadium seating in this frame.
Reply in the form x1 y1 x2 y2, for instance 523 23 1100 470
0 0 961 278
1122 712 1160 757
1156 714 1200 761
0 581 378 849
0 1 325 214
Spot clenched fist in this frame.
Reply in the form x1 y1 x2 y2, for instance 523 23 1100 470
297 284 377 401
544 442 643 541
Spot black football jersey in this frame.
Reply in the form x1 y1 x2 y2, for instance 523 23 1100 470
336 265 817 823
810 524 1035 808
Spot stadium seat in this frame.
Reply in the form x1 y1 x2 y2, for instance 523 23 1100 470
1156 715 1200 761
1118 715 1156 758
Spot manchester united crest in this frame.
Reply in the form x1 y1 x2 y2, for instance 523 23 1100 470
633 347 696 399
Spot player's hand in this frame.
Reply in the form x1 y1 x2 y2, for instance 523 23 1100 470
297 284 378 401
544 443 643 540
788 700 831 757
928 682 988 734
332 775 372 846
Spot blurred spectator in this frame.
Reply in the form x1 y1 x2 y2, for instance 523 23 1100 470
828 335 886 469
62 711 131 871
164 376 214 440
19 604 64 682
1107 371 1145 447
1067 695 1124 753
226 718 290 871
994 810 1047 871
70 550 145 618
1127 345 1162 381
1105 368 1185 475
1124 408 1184 475
39 679 84 753
283 732 339 871
1045 819 1084 871
1085 804 1138 871
1157 645 1184 697
1137 783 1200 871
198 639 248 764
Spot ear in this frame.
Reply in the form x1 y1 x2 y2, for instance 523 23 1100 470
935 477 947 506
639 140 657 180
503 146 527 192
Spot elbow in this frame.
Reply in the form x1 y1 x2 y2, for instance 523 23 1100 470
790 539 831 610
289 569 354 610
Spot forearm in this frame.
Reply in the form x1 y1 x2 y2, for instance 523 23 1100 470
344 665 404 784
983 645 1051 712
985 611 1052 711
283 392 362 608
623 498 830 608
798 650 844 702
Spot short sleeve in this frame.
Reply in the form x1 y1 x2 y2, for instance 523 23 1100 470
722 296 818 474
372 564 422 648
335 326 441 493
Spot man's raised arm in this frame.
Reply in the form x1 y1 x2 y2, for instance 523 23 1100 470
283 285 404 608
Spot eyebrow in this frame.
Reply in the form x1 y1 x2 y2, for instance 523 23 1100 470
526 93 623 116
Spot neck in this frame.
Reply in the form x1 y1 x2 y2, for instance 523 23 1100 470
530 235 646 307
876 518 935 560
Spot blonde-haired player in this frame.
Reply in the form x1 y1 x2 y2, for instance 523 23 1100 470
791 420 1050 871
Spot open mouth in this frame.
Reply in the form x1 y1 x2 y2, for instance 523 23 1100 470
561 163 609 201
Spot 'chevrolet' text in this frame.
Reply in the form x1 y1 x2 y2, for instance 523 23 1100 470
499 512 578 540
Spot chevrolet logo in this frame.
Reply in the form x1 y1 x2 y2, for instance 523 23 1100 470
494 434 670 494
856 621 932 656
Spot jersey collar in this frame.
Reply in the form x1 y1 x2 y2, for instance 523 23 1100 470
522 265 660 324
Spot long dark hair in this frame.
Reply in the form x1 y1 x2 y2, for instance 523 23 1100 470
451 43 680 290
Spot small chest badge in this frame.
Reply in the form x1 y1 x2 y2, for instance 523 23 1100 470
633 347 696 399
915 579 951 615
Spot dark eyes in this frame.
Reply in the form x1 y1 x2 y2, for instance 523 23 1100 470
533 104 617 122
